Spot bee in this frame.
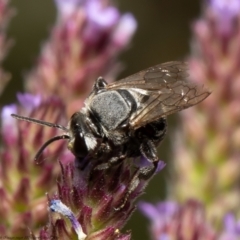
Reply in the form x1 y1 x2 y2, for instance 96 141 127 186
11 61 210 209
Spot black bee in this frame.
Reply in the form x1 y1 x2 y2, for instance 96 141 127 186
11 61 210 209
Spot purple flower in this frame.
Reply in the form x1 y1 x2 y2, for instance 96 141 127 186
38 157 164 239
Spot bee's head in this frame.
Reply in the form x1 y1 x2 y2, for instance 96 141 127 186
11 110 99 162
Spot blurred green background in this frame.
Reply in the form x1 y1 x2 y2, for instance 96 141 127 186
1 0 200 239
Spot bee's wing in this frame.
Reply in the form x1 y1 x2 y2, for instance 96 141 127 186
107 61 210 130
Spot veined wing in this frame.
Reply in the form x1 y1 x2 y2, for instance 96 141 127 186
106 61 210 129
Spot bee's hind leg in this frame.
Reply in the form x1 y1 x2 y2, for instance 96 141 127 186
114 161 158 211
114 139 159 210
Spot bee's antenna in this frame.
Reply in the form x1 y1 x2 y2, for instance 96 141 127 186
11 113 68 132
35 135 70 164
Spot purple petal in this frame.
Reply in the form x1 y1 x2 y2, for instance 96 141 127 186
1 104 17 125
111 13 137 47
134 156 151 168
54 0 82 16
17 93 41 112
156 161 166 173
158 234 170 240
235 221 240 234
156 201 178 217
1 104 18 144
210 0 240 34
224 214 236 232
134 157 165 175
50 199 86 239
86 0 119 28
210 0 240 18
138 201 160 221
134 157 165 170
222 214 240 236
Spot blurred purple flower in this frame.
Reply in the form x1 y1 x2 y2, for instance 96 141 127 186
26 0 137 116
171 0 240 224
139 200 217 240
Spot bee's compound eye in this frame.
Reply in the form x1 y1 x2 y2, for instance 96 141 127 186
72 134 89 158
70 112 84 133
69 112 89 159
70 112 80 125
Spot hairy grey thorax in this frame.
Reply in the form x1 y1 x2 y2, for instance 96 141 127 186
89 91 131 131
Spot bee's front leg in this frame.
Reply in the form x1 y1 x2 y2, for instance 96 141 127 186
94 145 127 170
